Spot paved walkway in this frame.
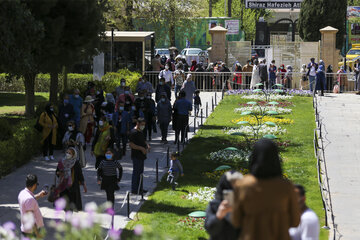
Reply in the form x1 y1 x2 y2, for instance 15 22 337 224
318 93 360 239
0 91 222 239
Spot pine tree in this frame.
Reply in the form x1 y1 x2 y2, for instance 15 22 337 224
298 0 347 49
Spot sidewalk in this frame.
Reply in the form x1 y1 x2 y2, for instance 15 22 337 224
317 93 360 239
0 91 222 238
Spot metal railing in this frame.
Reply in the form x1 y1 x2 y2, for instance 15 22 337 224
313 95 340 240
144 71 360 93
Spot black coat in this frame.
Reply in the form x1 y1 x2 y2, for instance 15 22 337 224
58 103 74 128
155 84 171 102
259 64 268 82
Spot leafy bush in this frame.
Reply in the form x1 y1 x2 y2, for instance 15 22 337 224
0 119 12 141
0 69 140 94
0 119 41 177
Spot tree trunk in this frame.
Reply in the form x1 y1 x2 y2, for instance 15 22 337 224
50 71 58 103
24 73 36 117
125 0 134 30
209 0 212 17
228 0 232 17
63 66 68 92
169 0 176 46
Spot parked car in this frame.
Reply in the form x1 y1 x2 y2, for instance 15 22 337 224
180 48 202 65
155 48 170 59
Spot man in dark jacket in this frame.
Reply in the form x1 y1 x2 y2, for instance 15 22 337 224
259 59 268 89
155 77 171 102
58 94 75 140
157 93 172 144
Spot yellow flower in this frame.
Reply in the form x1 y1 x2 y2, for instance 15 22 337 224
231 116 294 125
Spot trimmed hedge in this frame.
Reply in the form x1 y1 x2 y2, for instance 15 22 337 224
0 119 41 178
0 69 141 95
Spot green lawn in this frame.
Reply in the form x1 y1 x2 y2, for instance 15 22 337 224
124 95 327 239
0 92 49 116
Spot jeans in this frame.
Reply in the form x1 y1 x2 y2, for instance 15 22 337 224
174 84 182 99
159 121 169 140
131 157 145 193
175 115 189 143
269 78 276 89
43 132 54 157
143 117 153 140
309 75 316 91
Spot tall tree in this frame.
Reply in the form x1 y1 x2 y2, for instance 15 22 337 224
298 0 347 49
228 0 232 17
0 0 45 116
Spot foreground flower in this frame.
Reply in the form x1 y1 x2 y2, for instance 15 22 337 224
134 224 144 236
187 187 216 202
84 202 98 213
108 228 121 240
22 212 35 232
55 198 66 211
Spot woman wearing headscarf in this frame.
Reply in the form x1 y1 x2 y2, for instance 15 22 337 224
232 139 300 240
250 60 261 89
326 65 333 92
56 147 87 211
233 63 243 90
190 59 197 72
39 103 58 161
79 96 95 144
300 64 307 90
315 65 327 96
181 74 197 105
205 171 243 240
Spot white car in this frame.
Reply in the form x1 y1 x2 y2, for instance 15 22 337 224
180 48 202 65
154 48 170 59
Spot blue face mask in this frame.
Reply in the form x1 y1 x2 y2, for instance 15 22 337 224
161 98 166 102
119 106 124 111
105 154 113 160
125 91 130 95
132 106 136 111
159 82 164 85
64 99 69 104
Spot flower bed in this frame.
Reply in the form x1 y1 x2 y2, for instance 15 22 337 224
234 106 292 114
225 125 287 137
177 217 205 230
208 149 250 166
186 187 216 203
231 116 294 125
203 168 249 181
238 100 293 108
241 94 294 101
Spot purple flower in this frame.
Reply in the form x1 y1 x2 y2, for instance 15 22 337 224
71 215 80 229
84 202 98 213
3 221 15 231
21 237 30 240
55 198 66 211
106 207 115 216
133 224 144 236
109 228 121 240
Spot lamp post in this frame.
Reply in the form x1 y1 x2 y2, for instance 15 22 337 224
111 27 114 72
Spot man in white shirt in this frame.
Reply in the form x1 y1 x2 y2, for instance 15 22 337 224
18 174 47 238
307 58 318 92
289 184 320 240
159 64 174 87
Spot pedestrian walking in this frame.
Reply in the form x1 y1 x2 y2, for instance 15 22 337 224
232 139 300 240
18 174 47 239
112 102 131 156
155 77 171 103
97 148 123 207
307 58 318 92
173 90 192 144
174 64 186 98
79 96 95 144
167 152 184 190
157 93 172 144
300 64 308 90
250 60 261 89
181 74 196 105
259 59 268 89
242 60 253 88
129 118 150 195
232 63 242 90
194 90 202 117
39 103 58 161
158 63 174 88
69 89 83 127
268 60 277 89
315 65 326 96
62 120 85 163
136 76 154 95
58 94 74 141
326 65 334 92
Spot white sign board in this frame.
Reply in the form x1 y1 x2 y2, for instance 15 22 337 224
245 0 302 8
225 20 240 35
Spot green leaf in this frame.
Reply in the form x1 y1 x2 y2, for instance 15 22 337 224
268 101 279 105
263 134 277 139
214 165 232 171
237 121 249 125
264 121 276 127
275 89 284 93
231 132 247 136
224 147 238 151
188 211 206 218
253 89 263 92
241 111 253 116
274 84 284 87
255 83 263 86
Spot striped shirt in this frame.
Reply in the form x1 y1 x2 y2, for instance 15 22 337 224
97 160 123 180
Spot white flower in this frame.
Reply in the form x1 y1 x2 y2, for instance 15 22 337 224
187 187 216 202
84 202 98 213
234 106 292 114
241 94 293 101
22 212 35 232
208 149 250 164
225 125 287 136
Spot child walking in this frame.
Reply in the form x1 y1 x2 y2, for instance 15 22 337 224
97 148 123 208
167 152 184 190
193 90 202 117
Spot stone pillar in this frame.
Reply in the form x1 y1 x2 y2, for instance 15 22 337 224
320 26 339 71
209 26 228 63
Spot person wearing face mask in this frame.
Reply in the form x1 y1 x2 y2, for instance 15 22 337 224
134 91 147 119
69 89 83 127
174 64 185 98
112 103 131 156
91 117 116 169
39 103 58 161
58 94 75 140
181 74 196 105
56 147 87 211
97 148 123 207
136 76 154 95
173 90 192 144
115 78 130 97
115 86 135 111
129 118 150 195
62 120 85 160
155 77 171 103
143 93 156 141
159 62 174 88
157 93 172 144
79 96 95 144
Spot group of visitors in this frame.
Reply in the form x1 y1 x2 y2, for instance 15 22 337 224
205 139 320 240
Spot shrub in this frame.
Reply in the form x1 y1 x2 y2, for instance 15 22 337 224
100 68 141 93
0 119 12 141
0 119 41 177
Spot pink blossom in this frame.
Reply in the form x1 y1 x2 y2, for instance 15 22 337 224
133 224 143 236
55 198 66 211
108 228 121 240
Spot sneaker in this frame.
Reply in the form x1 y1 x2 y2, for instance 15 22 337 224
44 156 50 161
163 140 168 144
50 155 55 161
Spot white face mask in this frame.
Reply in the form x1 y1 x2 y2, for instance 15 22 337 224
132 106 136 110
99 120 104 127
68 126 74 131
119 107 124 111
161 98 166 102
121 82 125 86
165 66 169 70
147 96 151 99
139 125 145 131
74 94 79 98
66 153 72 159
140 97 144 100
